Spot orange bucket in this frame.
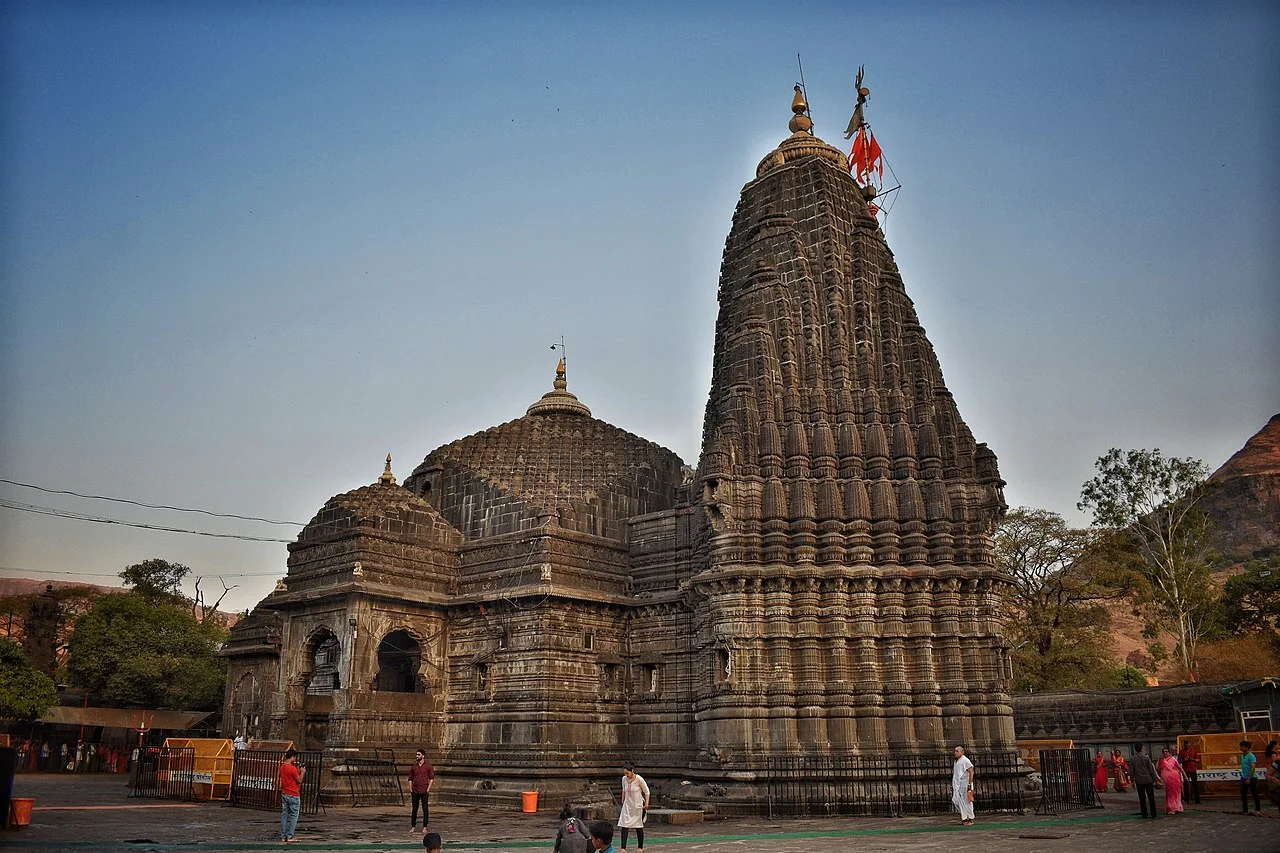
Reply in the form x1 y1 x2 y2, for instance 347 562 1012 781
9 797 34 828
521 791 538 813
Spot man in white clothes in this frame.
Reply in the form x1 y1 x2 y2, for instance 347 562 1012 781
952 746 976 825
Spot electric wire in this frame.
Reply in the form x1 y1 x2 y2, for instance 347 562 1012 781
0 498 295 543
0 478 304 526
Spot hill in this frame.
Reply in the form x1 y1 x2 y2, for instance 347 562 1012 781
1203 413 1280 560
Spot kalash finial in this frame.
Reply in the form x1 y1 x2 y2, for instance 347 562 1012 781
379 453 396 485
789 85 813 134
527 355 591 417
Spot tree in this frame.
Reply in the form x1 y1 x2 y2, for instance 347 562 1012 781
0 584 106 674
994 507 1130 690
120 558 190 599
66 592 228 710
1221 557 1280 637
1078 448 1218 675
0 637 57 721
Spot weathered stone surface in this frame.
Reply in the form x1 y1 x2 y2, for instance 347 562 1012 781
221 91 1013 805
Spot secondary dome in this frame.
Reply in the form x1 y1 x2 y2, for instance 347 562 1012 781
405 364 685 541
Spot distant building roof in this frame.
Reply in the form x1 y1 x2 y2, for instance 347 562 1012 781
39 706 212 730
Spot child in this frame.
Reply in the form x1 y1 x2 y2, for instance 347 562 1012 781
589 821 616 853
424 831 442 852
554 805 591 853
1240 740 1261 815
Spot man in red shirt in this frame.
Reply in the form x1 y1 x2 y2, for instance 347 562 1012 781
408 749 436 834
1179 741 1202 804
278 749 305 843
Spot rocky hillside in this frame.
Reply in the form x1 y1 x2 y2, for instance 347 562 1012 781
1203 413 1280 560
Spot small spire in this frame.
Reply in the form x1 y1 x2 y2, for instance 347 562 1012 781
789 85 813 134
379 453 397 485
527 357 592 417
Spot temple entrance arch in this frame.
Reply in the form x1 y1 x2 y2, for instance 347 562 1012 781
229 672 261 738
304 629 341 695
375 629 422 693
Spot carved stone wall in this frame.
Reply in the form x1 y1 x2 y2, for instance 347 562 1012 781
227 93 1015 803
684 113 1011 766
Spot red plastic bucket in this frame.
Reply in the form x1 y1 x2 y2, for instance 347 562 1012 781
521 791 538 813
9 797 34 828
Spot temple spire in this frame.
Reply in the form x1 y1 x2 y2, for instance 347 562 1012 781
379 453 397 485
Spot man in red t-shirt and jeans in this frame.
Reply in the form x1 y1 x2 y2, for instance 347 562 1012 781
278 749 305 843
409 749 436 834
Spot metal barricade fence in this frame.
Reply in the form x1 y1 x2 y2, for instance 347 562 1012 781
331 748 404 806
763 751 1026 817
1035 748 1101 814
129 746 196 801
229 749 323 815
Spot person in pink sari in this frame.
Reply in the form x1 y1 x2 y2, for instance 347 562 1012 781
1157 747 1188 814
1093 751 1109 793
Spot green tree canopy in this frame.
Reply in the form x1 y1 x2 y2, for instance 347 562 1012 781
1221 557 1280 636
995 507 1131 690
0 637 57 721
1078 448 1218 676
66 592 227 710
120 558 190 600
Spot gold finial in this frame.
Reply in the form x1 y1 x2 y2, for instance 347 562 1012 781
379 453 397 485
788 85 812 134
527 356 592 417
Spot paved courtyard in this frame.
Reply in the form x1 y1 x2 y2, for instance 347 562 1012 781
3 774 1276 853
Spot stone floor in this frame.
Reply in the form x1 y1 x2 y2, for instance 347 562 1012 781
4 773 1276 853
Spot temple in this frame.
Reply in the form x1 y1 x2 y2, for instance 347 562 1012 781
221 85 1012 806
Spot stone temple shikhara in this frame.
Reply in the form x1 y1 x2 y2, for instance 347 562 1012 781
222 85 1012 805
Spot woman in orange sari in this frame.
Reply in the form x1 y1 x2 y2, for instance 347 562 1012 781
1112 750 1130 792
1094 751 1109 793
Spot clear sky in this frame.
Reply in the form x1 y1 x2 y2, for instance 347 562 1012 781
2 2 1277 614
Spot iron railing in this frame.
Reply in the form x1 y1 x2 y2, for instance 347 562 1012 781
128 746 195 801
762 751 1026 817
228 749 323 815
330 748 404 806
1035 748 1101 814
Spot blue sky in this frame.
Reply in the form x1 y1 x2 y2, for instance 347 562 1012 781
2 2 1277 613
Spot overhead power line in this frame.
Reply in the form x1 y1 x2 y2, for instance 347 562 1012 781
0 565 283 580
0 478 305 526
0 498 295 543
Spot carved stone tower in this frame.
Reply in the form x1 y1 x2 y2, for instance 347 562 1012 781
688 89 1011 765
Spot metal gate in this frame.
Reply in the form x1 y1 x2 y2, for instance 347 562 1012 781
763 751 1026 817
228 749 323 815
1035 748 1101 814
129 746 196 801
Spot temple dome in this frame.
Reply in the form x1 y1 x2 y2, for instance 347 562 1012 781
405 366 685 541
296 455 462 546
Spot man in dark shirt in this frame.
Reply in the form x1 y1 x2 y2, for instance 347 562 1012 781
1129 743 1159 819
408 749 436 833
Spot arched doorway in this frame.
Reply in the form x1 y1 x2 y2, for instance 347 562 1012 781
306 631 341 695
229 672 261 738
375 630 422 693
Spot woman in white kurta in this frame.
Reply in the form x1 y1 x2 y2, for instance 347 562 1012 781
618 761 650 852
952 746 976 824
